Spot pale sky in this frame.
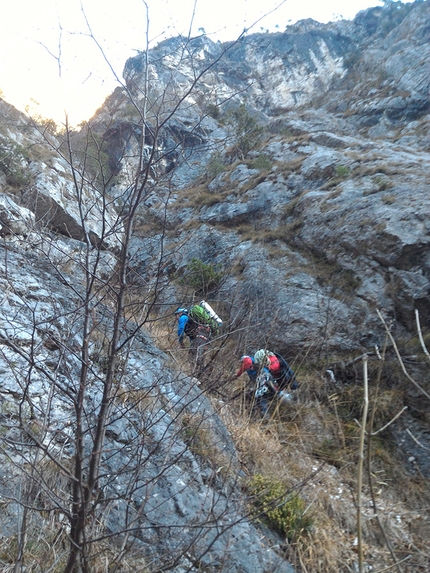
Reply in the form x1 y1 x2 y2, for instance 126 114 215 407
0 0 413 126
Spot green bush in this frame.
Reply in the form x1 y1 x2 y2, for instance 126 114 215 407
0 136 32 188
205 103 221 120
251 154 272 171
206 152 226 178
227 104 263 158
247 474 313 540
180 257 223 295
335 165 350 179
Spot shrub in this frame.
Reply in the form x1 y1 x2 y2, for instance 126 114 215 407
335 165 350 179
227 104 263 158
205 103 221 120
251 154 272 171
179 257 223 295
280 127 293 137
247 474 313 540
0 135 32 188
206 152 226 178
373 175 393 191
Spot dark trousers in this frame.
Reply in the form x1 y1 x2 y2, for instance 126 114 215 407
189 325 211 368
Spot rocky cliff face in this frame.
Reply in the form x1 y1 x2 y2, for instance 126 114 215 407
0 2 429 572
117 0 429 357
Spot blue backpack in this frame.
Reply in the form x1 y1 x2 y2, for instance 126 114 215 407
274 353 297 390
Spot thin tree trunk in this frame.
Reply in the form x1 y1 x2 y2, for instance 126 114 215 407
357 354 369 573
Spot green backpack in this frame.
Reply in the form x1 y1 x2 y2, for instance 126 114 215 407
188 304 219 335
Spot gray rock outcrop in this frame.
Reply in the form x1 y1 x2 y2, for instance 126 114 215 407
110 0 430 356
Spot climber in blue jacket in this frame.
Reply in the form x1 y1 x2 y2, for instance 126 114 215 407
175 308 190 347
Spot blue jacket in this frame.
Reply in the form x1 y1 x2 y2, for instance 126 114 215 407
177 314 189 342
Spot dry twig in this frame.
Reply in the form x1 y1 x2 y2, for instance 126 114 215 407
377 309 430 400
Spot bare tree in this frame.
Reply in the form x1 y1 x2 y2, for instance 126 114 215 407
0 4 299 573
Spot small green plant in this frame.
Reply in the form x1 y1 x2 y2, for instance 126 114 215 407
282 127 293 137
373 175 393 191
335 165 350 179
0 135 32 188
247 474 313 540
179 257 223 295
206 152 226 178
227 104 263 158
205 103 221 120
251 154 272 171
